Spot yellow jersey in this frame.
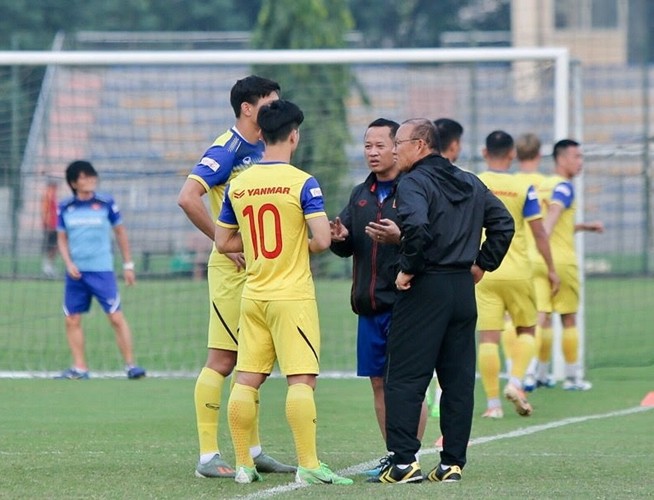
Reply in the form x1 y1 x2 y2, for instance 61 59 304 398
188 127 265 267
217 162 326 300
515 171 547 263
478 170 542 280
538 174 577 266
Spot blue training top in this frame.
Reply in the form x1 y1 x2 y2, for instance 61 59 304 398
57 192 122 272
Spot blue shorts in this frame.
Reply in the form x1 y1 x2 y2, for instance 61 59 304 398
63 271 121 315
357 311 392 377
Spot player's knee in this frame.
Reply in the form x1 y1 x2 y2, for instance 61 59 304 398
206 349 237 375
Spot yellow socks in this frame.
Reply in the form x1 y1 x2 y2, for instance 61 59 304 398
538 326 553 363
194 367 225 456
534 324 542 358
478 342 500 400
228 383 258 467
226 375 262 456
286 383 319 469
562 326 579 364
511 334 535 381
249 389 262 456
500 319 517 367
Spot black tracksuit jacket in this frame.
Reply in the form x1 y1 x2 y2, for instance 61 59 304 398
330 172 399 316
396 154 514 275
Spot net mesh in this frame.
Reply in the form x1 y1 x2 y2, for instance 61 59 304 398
0 47 652 375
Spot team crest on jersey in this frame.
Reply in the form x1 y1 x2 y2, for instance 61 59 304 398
358 199 367 207
91 203 101 210
200 157 220 171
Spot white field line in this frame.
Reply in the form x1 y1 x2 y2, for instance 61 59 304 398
238 405 653 500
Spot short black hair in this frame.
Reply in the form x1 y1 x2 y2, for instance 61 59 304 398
258 100 304 144
230 75 281 118
367 118 400 139
552 139 580 160
485 130 514 158
65 160 98 193
434 118 464 151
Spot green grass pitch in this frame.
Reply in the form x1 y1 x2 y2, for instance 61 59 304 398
0 368 652 498
0 276 653 497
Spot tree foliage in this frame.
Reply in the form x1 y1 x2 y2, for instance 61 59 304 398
348 0 468 47
0 0 495 51
0 0 262 49
251 0 354 219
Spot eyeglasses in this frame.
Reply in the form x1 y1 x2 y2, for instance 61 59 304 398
394 138 420 147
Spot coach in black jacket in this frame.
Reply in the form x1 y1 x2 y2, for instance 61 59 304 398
331 119 428 471
372 118 514 485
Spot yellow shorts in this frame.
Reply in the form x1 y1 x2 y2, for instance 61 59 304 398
236 298 321 376
206 260 245 351
533 262 579 315
476 278 537 330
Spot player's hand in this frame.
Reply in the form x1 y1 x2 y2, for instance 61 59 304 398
395 270 413 290
585 221 604 233
366 218 401 245
330 217 349 241
66 263 81 280
471 264 485 284
123 269 136 286
226 252 246 271
548 269 560 296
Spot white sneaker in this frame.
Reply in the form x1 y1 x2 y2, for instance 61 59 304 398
523 374 536 392
234 465 262 484
562 378 592 391
42 262 56 278
481 407 504 419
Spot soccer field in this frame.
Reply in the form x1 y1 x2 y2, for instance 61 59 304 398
0 277 653 374
1 276 653 497
0 368 652 499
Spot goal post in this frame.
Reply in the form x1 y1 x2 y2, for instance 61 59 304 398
0 47 571 139
0 46 579 378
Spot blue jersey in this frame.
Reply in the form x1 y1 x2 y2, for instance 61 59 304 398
57 192 122 272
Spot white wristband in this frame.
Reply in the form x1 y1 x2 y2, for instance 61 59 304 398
123 262 135 271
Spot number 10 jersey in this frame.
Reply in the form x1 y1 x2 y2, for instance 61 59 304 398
217 161 326 301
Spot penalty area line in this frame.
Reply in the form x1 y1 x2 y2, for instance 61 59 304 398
239 405 652 499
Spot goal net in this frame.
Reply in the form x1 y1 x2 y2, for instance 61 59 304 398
1 45 628 379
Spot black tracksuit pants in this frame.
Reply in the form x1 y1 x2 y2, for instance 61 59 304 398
384 270 477 468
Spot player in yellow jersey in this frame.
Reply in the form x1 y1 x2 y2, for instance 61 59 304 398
215 100 352 486
476 131 559 418
177 75 294 478
510 133 555 391
533 139 604 390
